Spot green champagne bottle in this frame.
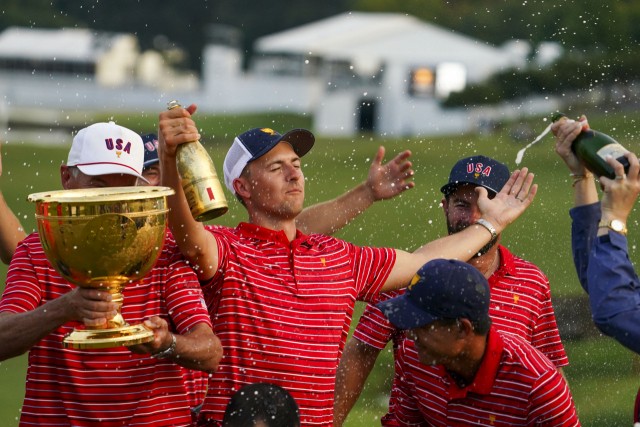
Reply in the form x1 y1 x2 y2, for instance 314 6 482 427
552 112 629 179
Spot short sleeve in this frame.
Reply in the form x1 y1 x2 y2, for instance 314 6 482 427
391 342 429 427
201 225 231 295
163 241 213 334
527 369 579 427
0 240 42 314
350 245 396 302
353 290 404 350
531 282 569 368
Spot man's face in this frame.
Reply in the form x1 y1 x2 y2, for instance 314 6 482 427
236 142 304 219
408 320 464 366
442 184 498 257
61 165 138 190
140 164 160 186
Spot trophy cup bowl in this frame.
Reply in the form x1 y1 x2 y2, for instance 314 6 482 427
27 186 175 349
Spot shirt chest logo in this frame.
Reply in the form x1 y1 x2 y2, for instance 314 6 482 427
513 295 520 304
489 415 496 425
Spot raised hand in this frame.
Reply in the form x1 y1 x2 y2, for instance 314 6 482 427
364 146 415 202
600 153 640 224
476 168 537 233
158 104 200 158
552 115 589 174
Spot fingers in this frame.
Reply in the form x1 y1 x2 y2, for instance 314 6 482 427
521 184 538 207
580 115 590 129
372 146 385 167
516 172 535 201
390 150 411 165
509 167 529 197
185 103 198 115
498 170 521 195
607 155 626 179
624 152 639 181
475 186 489 201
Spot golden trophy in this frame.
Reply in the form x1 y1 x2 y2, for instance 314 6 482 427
28 186 175 349
167 99 228 221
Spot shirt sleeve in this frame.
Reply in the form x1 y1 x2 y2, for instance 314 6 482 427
200 226 232 295
586 231 640 354
392 342 429 427
350 245 397 302
0 240 42 314
527 369 579 427
570 202 601 293
163 241 213 334
530 278 569 368
353 291 404 350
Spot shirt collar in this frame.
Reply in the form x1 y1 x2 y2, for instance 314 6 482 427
236 222 307 247
438 326 504 397
490 245 516 281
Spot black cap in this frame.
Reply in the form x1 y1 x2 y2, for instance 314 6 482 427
141 133 159 168
376 259 490 330
440 155 510 196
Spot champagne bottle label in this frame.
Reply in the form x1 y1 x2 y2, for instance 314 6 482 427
596 143 629 160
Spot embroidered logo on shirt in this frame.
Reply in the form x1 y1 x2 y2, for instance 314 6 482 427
489 415 496 425
321 258 326 267
513 295 520 304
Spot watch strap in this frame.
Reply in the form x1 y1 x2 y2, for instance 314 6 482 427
152 334 177 359
475 219 497 240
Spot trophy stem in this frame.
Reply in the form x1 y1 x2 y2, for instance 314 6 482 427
63 282 154 349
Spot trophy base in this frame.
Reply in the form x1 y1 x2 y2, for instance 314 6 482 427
63 323 154 349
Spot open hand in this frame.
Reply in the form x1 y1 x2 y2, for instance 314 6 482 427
158 104 200 158
552 115 589 174
600 153 640 224
364 146 415 202
476 168 537 233
127 316 173 355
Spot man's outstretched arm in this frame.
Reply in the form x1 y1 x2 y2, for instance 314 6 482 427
383 168 537 292
0 140 26 264
158 104 220 281
296 147 414 236
334 338 382 427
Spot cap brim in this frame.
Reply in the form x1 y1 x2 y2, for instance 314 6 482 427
143 158 160 168
248 129 315 162
376 294 440 330
440 181 500 196
77 164 149 184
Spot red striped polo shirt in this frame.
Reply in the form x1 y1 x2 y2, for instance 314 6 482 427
354 245 568 366
392 327 579 427
0 233 212 427
197 222 396 427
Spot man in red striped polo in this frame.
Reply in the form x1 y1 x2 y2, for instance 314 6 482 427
334 156 568 427
376 259 579 427
158 105 538 427
0 122 221 427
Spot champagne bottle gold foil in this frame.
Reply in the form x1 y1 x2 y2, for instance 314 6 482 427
28 186 175 349
167 100 228 221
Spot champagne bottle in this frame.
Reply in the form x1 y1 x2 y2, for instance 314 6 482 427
167 100 228 221
552 112 630 179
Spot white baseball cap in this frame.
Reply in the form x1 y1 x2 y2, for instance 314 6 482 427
68 122 148 183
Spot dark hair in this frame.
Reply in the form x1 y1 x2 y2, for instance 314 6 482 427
439 316 492 336
222 383 300 427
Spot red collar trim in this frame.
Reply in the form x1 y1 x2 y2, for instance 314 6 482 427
236 222 306 247
489 246 516 284
439 326 504 397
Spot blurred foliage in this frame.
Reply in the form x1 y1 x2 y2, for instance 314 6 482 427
444 49 640 108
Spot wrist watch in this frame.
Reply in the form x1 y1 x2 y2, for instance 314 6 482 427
475 219 497 240
152 334 177 359
598 219 628 236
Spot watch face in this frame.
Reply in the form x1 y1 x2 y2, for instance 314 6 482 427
611 220 625 232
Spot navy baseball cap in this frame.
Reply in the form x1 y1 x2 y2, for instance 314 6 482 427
376 259 490 330
141 133 159 169
440 155 510 196
223 127 315 194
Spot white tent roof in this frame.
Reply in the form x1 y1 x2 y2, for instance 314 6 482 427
0 27 119 62
255 12 519 74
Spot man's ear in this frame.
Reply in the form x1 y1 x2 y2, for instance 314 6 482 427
233 177 251 202
441 197 448 215
457 318 473 340
60 165 72 190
